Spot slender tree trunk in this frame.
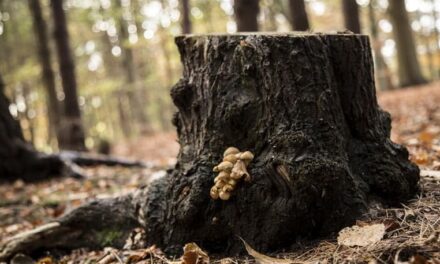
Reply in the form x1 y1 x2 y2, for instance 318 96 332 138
0 33 420 260
28 0 62 146
342 0 361 33
50 0 86 150
114 0 149 133
181 0 192 34
430 0 439 79
387 0 426 87
368 0 394 90
234 0 260 31
288 0 309 31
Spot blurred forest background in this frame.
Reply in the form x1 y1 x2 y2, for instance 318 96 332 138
0 0 439 153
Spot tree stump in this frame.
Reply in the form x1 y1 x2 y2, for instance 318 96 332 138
143 33 419 254
0 33 419 259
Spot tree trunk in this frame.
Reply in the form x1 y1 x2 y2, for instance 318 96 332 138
181 0 192 34
234 0 260 32
114 0 149 133
387 0 427 87
0 73 64 181
368 0 394 90
288 0 309 31
0 33 419 259
28 0 62 145
342 0 361 33
50 0 86 150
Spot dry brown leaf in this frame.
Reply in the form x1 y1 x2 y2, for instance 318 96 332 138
36 257 54 264
337 223 385 247
180 243 209 264
238 237 294 264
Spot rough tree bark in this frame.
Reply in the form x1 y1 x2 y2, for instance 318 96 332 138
289 0 310 31
234 0 260 32
28 0 62 145
342 0 361 33
387 0 426 87
51 0 86 150
0 33 419 260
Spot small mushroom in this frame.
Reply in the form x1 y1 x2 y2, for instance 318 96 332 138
219 191 231 200
230 171 242 180
217 161 234 172
215 180 226 189
210 186 219 199
214 171 229 182
213 166 219 172
223 184 234 192
240 151 254 164
223 147 240 157
228 179 237 187
233 160 250 181
223 154 238 163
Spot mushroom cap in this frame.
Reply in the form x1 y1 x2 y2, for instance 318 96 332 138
210 186 219 199
223 184 234 192
223 154 238 163
223 147 240 157
240 151 254 161
217 161 234 172
219 191 231 200
230 171 242 180
228 179 237 186
215 180 226 189
214 171 229 183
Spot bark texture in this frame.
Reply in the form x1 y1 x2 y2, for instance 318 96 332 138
342 0 361 33
387 0 426 87
289 0 310 31
0 33 419 260
234 0 260 32
51 0 86 150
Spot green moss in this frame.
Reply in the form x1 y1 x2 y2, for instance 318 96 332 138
96 229 123 246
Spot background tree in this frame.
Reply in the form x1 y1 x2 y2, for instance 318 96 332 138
50 0 86 150
387 0 426 87
288 0 310 31
234 0 260 31
181 0 192 34
342 0 361 33
368 0 394 90
114 0 149 134
28 0 61 146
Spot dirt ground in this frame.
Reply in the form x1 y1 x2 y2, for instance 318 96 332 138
1 82 440 263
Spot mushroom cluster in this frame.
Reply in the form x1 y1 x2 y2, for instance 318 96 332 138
210 147 254 201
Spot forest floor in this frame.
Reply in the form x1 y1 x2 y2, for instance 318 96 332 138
1 82 440 263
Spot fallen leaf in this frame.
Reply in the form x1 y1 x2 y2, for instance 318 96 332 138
181 243 209 264
238 237 294 264
420 170 440 180
36 257 54 264
337 223 385 247
382 219 400 232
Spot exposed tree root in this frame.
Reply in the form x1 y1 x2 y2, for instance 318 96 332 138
0 194 140 261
